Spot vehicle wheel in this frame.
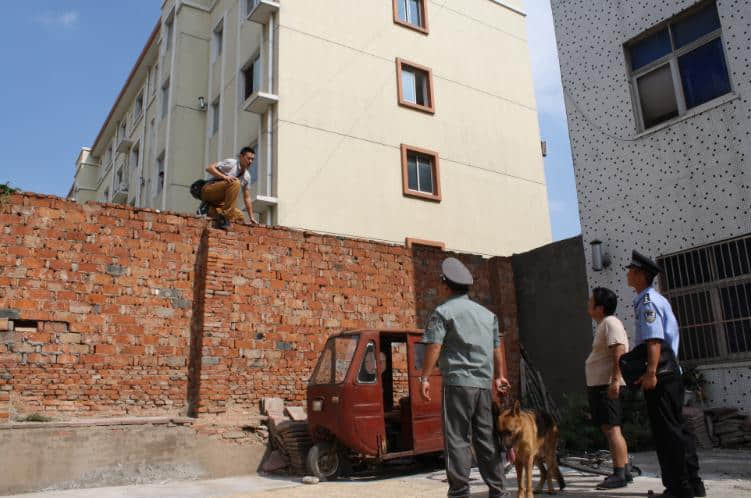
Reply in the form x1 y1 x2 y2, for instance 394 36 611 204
306 441 342 481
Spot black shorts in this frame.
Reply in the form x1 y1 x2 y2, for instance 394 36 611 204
587 385 623 427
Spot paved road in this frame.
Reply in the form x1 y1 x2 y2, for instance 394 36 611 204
9 450 751 498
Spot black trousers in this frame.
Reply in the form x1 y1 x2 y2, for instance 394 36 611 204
644 372 701 496
442 385 505 498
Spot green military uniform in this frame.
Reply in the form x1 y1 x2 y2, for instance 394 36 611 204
424 258 506 498
424 294 501 388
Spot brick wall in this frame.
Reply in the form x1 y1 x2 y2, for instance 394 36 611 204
0 193 520 420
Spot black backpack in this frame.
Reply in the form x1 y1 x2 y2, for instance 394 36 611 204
190 179 207 200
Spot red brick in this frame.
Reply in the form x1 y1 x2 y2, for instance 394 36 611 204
0 193 520 418
95 344 115 355
56 354 78 365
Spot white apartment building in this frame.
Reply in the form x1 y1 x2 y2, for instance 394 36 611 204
552 0 751 412
70 0 551 257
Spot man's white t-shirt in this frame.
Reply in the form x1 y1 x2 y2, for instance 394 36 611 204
585 315 629 387
216 158 251 188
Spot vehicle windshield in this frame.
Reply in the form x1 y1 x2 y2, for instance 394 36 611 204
309 335 360 385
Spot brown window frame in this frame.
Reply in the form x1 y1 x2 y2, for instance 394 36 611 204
405 238 445 250
400 144 441 202
396 58 435 114
392 0 429 35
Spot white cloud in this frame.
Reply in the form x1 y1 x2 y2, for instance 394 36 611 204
524 1 567 120
36 11 79 30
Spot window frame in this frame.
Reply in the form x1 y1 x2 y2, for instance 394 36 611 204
161 79 170 120
625 2 732 132
134 91 144 123
164 9 175 53
396 58 435 114
240 53 261 104
212 19 224 63
356 341 378 385
211 97 221 136
392 0 429 35
156 152 165 196
400 144 441 202
658 234 751 365
405 238 445 250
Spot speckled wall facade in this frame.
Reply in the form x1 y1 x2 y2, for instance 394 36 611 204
551 0 751 410
699 363 751 414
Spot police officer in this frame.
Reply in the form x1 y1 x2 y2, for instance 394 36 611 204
626 250 705 498
419 257 510 498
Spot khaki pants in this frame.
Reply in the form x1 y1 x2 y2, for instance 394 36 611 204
201 180 245 222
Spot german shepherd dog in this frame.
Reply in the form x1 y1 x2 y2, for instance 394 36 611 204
497 401 565 497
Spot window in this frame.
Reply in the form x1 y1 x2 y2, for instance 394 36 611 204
247 0 260 16
242 55 261 102
626 1 731 131
130 142 140 172
249 141 259 184
156 153 165 195
400 144 441 201
103 187 109 201
405 238 445 250
164 11 174 52
212 21 223 62
357 342 378 384
211 98 220 135
151 64 159 95
309 335 359 385
393 0 428 34
134 92 144 121
116 165 126 189
396 58 434 114
104 141 112 165
658 234 751 364
161 80 170 120
119 121 127 141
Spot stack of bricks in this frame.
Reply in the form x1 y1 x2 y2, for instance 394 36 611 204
0 193 521 419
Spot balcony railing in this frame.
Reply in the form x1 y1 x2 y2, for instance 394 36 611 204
112 168 129 204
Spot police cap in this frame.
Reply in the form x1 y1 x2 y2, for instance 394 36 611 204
441 257 473 286
625 250 662 276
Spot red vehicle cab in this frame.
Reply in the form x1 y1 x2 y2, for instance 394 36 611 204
306 329 443 479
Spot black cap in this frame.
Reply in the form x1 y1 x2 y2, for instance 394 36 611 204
441 257 473 286
625 250 661 276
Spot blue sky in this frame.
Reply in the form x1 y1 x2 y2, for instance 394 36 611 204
0 1 581 241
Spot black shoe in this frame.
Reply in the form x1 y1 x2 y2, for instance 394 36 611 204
691 479 706 497
214 215 230 230
596 474 628 490
626 463 634 482
648 490 687 498
650 488 693 498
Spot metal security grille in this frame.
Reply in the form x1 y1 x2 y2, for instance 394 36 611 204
658 234 751 364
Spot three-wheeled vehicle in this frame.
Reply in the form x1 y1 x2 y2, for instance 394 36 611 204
306 329 444 479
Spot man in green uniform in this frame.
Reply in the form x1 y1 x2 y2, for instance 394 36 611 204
419 257 510 498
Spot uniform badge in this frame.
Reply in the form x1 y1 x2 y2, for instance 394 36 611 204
642 293 651 305
645 310 657 323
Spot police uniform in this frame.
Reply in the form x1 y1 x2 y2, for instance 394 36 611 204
628 251 704 498
424 258 506 498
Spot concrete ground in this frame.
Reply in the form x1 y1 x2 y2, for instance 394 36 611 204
7 450 750 498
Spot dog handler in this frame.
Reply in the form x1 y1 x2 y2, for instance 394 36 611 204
419 257 510 498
